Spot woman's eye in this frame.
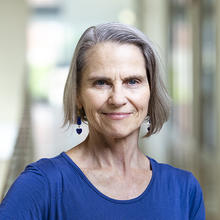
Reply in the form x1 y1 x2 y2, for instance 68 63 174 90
94 80 109 87
95 80 106 85
127 79 139 85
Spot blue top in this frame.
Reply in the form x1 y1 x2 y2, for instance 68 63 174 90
0 152 205 220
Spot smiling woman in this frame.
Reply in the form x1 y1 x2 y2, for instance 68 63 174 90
0 23 205 220
77 42 150 138
63 23 170 138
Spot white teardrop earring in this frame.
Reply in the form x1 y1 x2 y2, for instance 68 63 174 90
145 115 151 133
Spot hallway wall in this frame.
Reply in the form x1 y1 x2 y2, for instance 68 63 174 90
0 0 27 196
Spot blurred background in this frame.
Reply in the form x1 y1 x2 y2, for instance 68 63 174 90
0 0 219 219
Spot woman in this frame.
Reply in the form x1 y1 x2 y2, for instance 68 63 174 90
0 23 205 219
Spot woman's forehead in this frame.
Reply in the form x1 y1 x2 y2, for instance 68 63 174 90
82 42 146 76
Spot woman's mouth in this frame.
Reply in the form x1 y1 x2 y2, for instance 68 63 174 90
102 112 131 120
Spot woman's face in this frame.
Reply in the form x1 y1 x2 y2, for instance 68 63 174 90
78 42 150 138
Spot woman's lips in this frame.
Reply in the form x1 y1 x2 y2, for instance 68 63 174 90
102 112 131 120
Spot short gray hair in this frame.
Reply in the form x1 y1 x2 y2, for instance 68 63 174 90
63 22 170 137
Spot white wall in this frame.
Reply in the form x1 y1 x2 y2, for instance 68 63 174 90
0 0 27 159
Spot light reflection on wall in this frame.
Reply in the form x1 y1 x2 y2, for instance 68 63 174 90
169 1 193 139
28 21 64 66
118 8 136 25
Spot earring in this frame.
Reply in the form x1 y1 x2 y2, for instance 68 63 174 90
146 115 151 132
76 116 82 134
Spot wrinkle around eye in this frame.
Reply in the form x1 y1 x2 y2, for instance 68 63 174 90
127 79 140 85
124 78 144 89
93 80 111 89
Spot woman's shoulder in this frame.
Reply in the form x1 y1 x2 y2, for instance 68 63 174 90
0 152 69 219
10 153 67 192
149 157 201 187
0 155 61 219
148 157 205 219
26 153 64 174
23 152 75 183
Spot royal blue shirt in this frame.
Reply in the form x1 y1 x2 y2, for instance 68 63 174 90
0 152 205 219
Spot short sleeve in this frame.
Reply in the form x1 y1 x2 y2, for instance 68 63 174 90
189 173 206 220
0 164 50 220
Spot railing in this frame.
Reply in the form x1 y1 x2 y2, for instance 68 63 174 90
1 89 34 200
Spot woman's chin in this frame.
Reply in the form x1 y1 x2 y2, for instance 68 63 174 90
101 127 139 139
89 122 140 139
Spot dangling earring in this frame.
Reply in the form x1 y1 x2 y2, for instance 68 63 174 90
146 115 151 132
76 116 82 134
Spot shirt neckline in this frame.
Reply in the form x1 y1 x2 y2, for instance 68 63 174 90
61 151 156 204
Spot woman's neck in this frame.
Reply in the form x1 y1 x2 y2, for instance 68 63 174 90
79 128 147 174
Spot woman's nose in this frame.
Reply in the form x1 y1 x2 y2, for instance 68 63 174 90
108 85 127 107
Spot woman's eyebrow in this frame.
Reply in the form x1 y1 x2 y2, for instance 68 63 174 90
123 75 146 81
87 76 111 82
87 74 146 81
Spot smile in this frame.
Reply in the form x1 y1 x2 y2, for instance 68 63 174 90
102 112 132 120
